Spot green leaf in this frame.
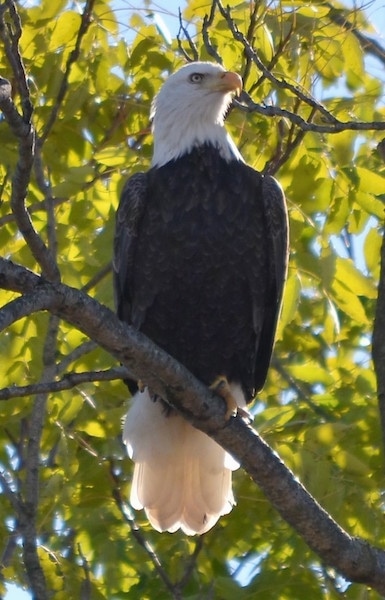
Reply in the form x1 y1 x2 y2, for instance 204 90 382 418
286 361 335 385
48 11 81 51
356 167 385 195
278 271 301 335
334 256 377 299
364 227 382 278
94 146 131 167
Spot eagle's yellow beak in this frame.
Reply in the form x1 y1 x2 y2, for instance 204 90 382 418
215 71 243 96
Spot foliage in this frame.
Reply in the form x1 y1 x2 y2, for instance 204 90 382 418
0 0 385 598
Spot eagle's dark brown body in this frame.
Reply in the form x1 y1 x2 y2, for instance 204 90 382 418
114 144 288 403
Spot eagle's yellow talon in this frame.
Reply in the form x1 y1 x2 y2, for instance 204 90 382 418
210 376 238 420
137 380 146 392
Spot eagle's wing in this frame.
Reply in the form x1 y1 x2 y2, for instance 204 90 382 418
253 174 289 393
113 172 148 326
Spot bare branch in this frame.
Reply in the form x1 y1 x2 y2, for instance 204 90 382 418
0 77 60 281
202 3 223 64
33 149 58 260
271 357 333 420
55 340 99 374
81 263 111 293
0 0 32 120
0 366 130 400
177 8 198 62
0 6 60 282
235 91 385 133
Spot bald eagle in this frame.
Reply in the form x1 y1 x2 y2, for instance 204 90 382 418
113 62 288 535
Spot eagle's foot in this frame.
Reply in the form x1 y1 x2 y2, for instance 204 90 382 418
210 376 238 420
137 379 146 392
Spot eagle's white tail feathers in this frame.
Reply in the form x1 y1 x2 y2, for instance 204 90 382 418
123 388 241 535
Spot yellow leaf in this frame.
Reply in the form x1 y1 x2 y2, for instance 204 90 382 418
79 421 106 438
356 167 385 195
48 12 81 51
94 147 130 167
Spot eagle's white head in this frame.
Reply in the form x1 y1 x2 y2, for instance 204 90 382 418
151 62 243 167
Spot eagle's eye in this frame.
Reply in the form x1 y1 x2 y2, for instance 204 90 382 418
189 73 204 84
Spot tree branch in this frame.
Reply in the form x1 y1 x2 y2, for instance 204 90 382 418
55 340 99 375
177 8 199 62
235 91 385 133
18 312 60 600
1 257 385 594
0 366 130 400
0 77 60 281
0 0 32 120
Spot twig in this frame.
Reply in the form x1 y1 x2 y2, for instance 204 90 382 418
247 17 295 95
234 91 385 133
81 262 112 293
0 366 131 400
271 358 334 420
55 340 99 374
263 107 316 175
34 149 58 261
0 0 32 120
0 531 18 569
242 0 261 89
176 8 198 62
202 2 223 64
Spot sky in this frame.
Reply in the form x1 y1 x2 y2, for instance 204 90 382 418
4 0 385 598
